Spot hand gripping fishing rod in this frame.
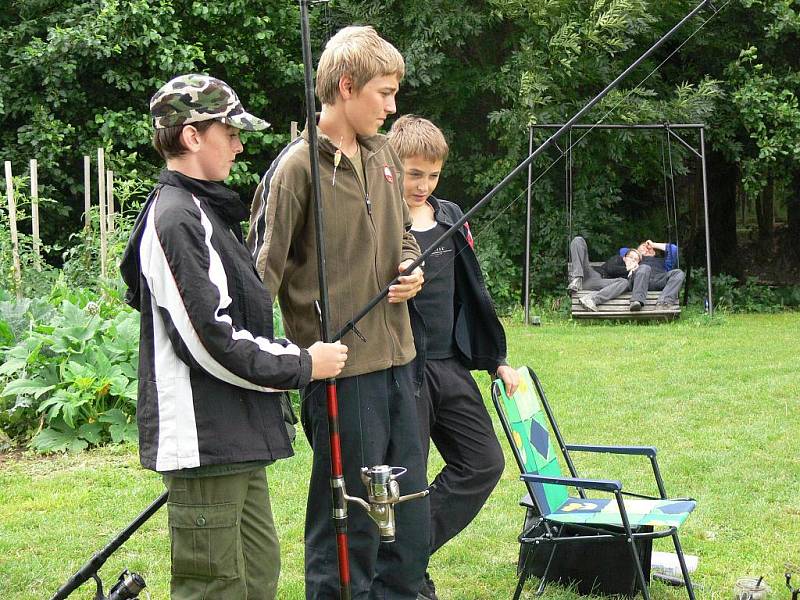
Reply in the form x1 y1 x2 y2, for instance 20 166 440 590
299 3 428 599
334 0 713 343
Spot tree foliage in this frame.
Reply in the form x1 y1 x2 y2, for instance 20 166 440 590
2 0 800 305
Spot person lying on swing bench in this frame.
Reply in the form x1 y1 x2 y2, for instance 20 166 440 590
568 236 644 311
624 239 685 310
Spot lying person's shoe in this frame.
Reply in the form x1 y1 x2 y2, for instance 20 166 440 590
578 294 599 312
567 277 583 293
629 300 643 311
418 572 439 600
656 301 679 310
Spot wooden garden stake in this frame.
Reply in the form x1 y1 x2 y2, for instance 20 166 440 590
106 169 114 233
4 161 23 299
83 155 91 229
30 158 41 271
97 148 107 278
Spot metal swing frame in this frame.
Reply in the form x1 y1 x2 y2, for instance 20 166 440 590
522 123 714 323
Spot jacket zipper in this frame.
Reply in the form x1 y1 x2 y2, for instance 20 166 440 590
349 150 397 358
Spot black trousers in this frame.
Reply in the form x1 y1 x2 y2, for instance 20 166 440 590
416 357 505 555
301 364 430 599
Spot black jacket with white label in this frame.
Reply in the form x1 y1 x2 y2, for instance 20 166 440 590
120 170 311 472
409 196 508 388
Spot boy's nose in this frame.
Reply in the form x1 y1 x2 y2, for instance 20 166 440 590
385 95 397 115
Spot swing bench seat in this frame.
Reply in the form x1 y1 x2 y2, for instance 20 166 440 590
570 263 681 321
571 291 680 320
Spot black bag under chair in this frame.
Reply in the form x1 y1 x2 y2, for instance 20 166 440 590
518 501 653 596
492 367 697 600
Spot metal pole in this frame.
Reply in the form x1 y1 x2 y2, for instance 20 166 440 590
334 0 711 341
699 127 714 314
531 123 706 130
298 2 351 598
524 127 533 325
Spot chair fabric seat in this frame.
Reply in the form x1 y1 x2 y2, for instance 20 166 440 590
547 496 696 528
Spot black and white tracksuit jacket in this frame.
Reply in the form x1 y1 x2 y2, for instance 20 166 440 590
120 170 312 472
409 196 508 389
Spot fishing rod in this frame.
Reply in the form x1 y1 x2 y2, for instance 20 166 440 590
49 493 166 600
298 1 352 598
298 2 430 598
334 0 714 343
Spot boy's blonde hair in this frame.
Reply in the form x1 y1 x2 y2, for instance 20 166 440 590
388 115 449 163
316 26 405 105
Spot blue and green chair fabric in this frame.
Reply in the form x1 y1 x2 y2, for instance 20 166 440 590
492 366 697 600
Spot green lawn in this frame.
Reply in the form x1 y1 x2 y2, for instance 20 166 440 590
1 311 799 599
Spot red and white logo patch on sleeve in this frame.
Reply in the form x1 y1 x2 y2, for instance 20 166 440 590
383 164 394 183
464 222 474 249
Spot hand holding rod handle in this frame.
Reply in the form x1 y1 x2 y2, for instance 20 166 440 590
333 0 712 343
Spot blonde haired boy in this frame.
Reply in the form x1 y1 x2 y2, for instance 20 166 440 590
248 27 429 600
389 115 519 600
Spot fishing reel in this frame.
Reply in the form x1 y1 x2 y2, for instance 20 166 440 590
93 569 147 600
787 563 800 600
345 465 429 543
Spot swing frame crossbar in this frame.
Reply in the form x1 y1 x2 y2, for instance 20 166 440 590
523 123 714 322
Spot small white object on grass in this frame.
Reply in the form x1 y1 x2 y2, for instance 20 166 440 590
651 551 698 578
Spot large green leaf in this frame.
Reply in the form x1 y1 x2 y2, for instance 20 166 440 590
0 378 56 399
0 319 14 345
0 355 27 377
99 409 138 444
31 425 88 453
63 361 97 390
78 422 104 445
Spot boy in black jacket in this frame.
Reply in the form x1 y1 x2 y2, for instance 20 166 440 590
388 115 519 600
120 74 347 600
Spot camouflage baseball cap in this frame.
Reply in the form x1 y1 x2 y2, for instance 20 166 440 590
150 74 269 131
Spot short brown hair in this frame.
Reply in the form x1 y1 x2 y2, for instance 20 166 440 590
315 26 405 106
388 115 449 163
152 120 216 160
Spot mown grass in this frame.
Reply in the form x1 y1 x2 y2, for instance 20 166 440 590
1 310 799 599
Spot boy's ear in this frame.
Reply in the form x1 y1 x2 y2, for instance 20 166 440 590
180 124 202 154
338 74 354 100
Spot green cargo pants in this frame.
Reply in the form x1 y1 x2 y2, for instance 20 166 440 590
162 467 280 600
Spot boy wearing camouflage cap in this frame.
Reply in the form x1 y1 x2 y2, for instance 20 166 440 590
121 74 348 600
248 27 429 600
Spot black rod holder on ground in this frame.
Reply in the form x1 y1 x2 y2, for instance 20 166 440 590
49 492 167 600
334 0 712 342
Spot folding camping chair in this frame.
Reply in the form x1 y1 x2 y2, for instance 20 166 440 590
491 367 697 599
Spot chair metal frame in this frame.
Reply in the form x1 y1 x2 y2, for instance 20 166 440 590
491 367 696 600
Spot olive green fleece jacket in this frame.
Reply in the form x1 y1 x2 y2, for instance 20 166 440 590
247 128 420 379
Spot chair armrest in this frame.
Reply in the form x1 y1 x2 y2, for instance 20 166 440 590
565 444 657 457
566 444 668 497
521 473 622 493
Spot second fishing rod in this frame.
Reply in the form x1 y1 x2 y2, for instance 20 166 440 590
333 0 714 344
